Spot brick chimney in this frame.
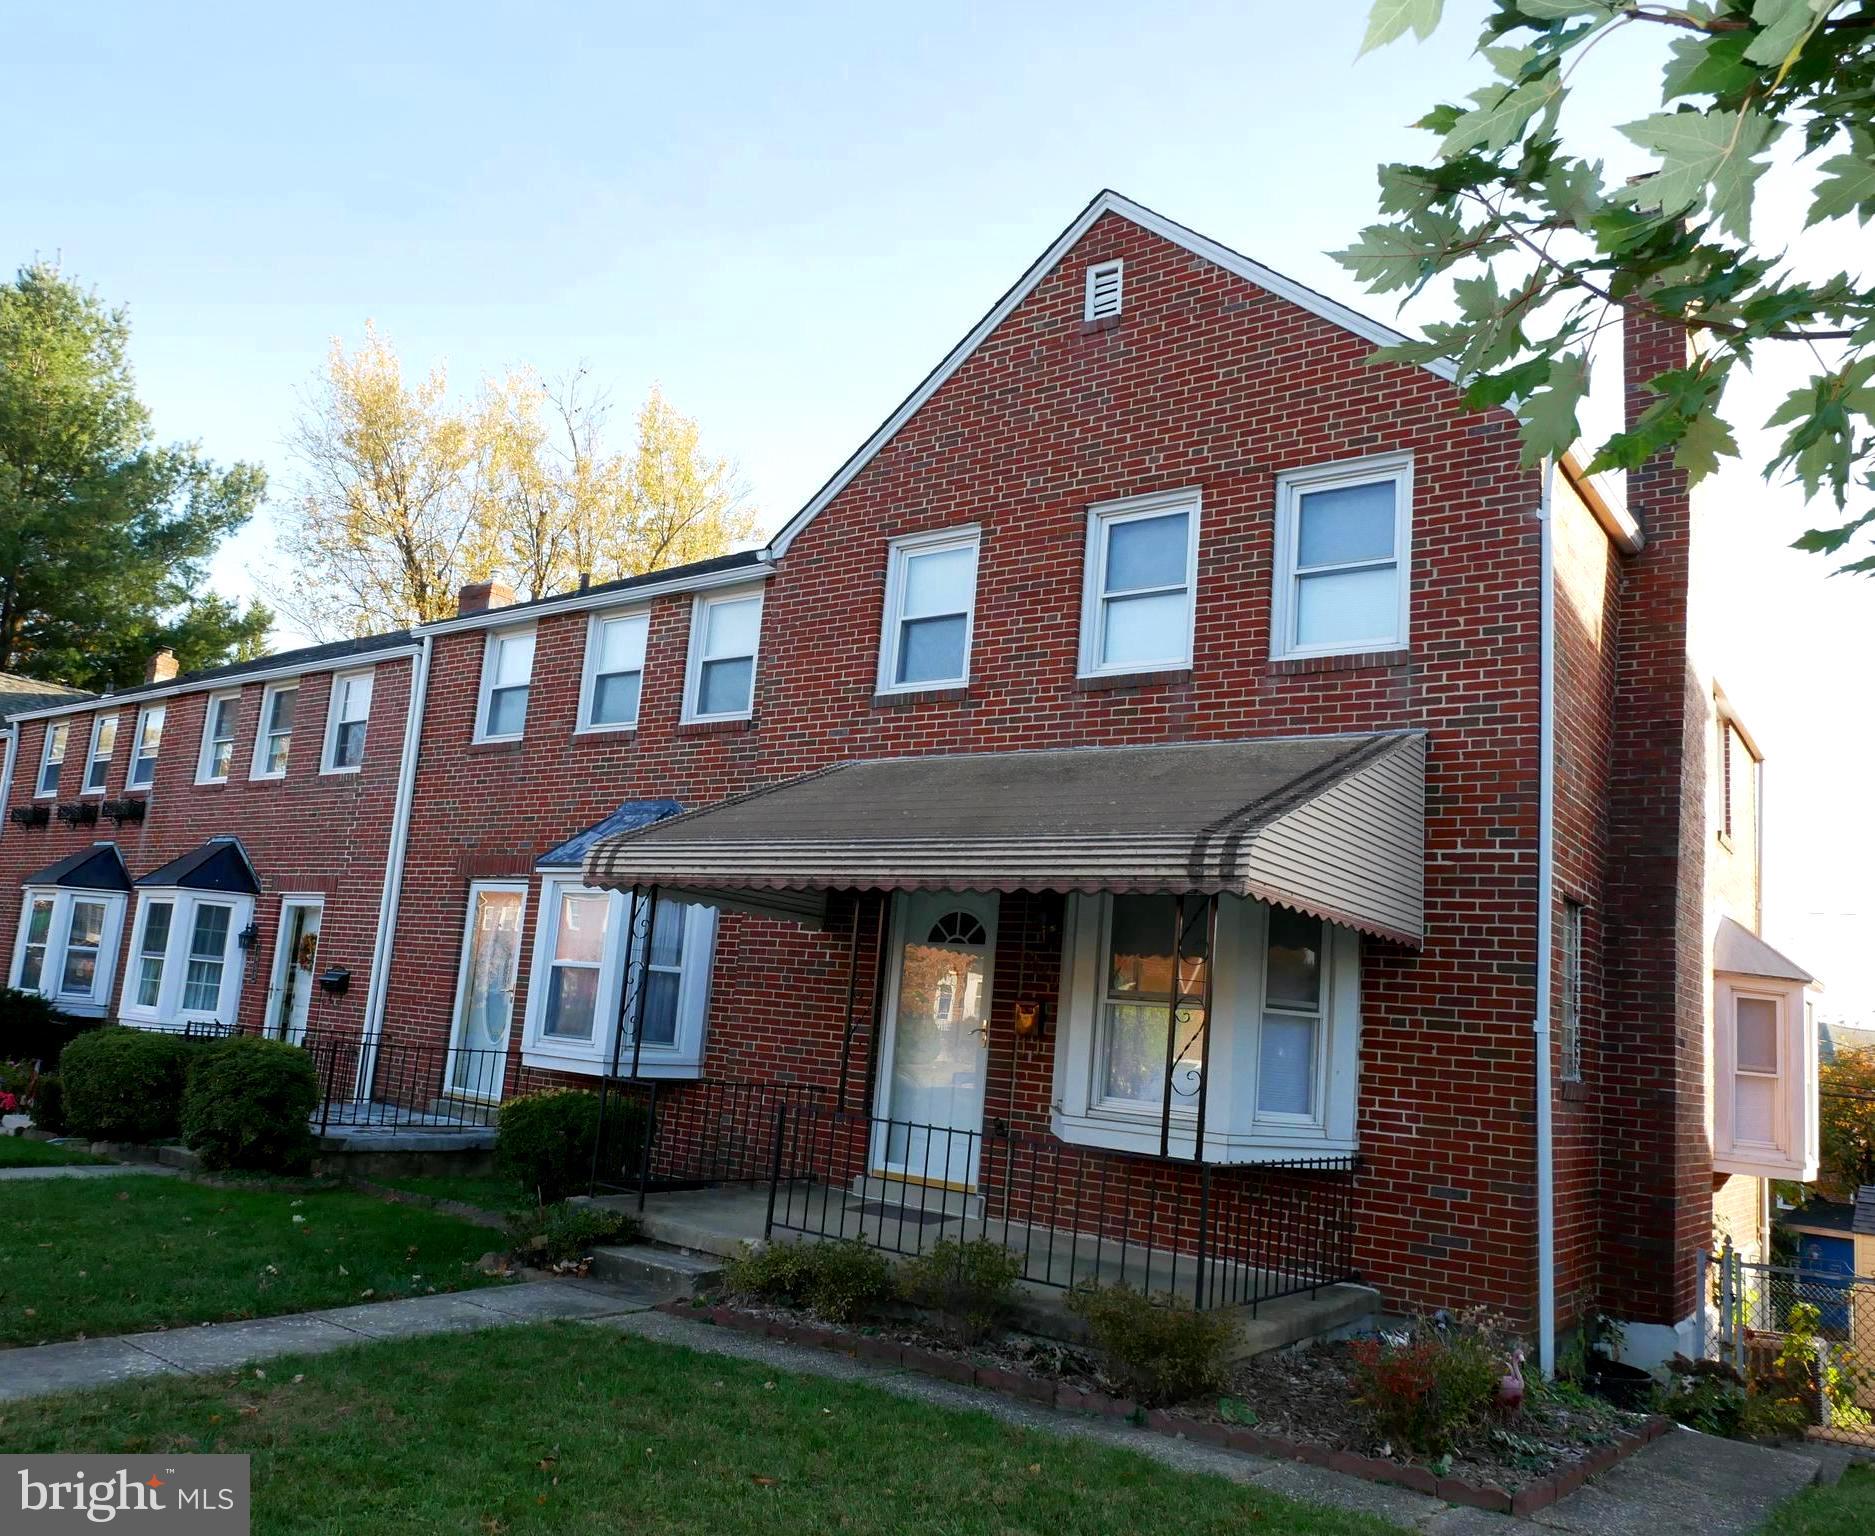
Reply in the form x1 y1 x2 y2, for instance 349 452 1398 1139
145 647 180 685
456 581 516 617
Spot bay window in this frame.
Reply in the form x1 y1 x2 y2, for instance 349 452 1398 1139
1078 488 1200 677
120 890 251 1031
36 721 69 797
9 887 126 1014
128 704 165 790
1272 453 1412 660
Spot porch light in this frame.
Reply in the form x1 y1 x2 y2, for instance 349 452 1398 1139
237 921 260 951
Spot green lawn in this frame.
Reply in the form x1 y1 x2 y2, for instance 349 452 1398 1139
0 1136 107 1168
0 1175 505 1346
1758 1462 1875 1535
369 1172 527 1212
0 1323 1402 1536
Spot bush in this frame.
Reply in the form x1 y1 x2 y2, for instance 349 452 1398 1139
181 1035 320 1173
496 1089 648 1204
0 986 100 1069
59 1027 198 1143
899 1238 1024 1343
505 1201 643 1265
29 1073 64 1134
722 1239 897 1324
1067 1281 1236 1405
1346 1314 1509 1457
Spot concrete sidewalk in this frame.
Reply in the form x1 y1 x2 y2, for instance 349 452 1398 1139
0 1278 660 1403
0 1161 180 1181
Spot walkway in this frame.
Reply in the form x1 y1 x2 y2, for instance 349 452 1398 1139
0 1161 179 1182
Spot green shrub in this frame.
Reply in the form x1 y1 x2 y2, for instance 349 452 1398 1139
899 1238 1024 1343
496 1089 647 1203
29 1073 64 1134
722 1238 897 1324
59 1028 199 1143
505 1201 643 1265
1067 1281 1236 1405
0 986 100 1068
1346 1316 1506 1457
180 1036 320 1173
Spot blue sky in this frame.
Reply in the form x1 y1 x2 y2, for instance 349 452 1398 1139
6 1 1870 1009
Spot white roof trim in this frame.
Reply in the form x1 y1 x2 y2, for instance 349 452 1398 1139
768 190 1459 559
415 558 772 639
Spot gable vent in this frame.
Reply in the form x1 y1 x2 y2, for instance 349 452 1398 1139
1084 260 1124 321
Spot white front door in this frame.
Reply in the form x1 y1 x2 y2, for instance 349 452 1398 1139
872 890 998 1188
269 900 323 1044
447 883 526 1100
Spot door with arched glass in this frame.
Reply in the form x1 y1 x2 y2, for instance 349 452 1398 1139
872 891 998 1188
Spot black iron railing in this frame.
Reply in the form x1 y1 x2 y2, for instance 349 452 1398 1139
590 1076 835 1206
761 1103 1359 1313
294 1028 515 1134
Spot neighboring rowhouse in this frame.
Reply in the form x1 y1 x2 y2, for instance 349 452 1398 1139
0 192 1819 1371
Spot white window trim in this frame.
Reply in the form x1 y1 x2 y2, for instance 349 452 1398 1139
1049 893 1360 1160
520 877 717 1079
1270 450 1414 662
35 721 69 799
250 681 298 781
8 885 127 1016
263 894 326 1039
682 585 764 724
445 879 529 1102
196 690 242 785
474 626 536 744
1084 259 1124 321
1076 487 1202 680
127 703 165 791
320 667 375 775
576 607 650 735
118 889 253 1032
875 524 981 696
1713 972 1817 1181
82 714 119 796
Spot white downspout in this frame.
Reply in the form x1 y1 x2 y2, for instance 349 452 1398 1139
1535 459 1558 1377
355 634 433 1100
0 728 15 842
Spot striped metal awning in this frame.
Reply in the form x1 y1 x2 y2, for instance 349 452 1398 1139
581 732 1427 945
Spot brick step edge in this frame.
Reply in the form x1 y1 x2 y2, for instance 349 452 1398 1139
654 1298 1670 1517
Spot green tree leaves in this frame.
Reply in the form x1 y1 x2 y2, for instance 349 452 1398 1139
1808 129 1875 226
1358 0 1444 57
1619 107 1781 240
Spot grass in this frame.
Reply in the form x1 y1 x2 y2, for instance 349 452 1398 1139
0 1135 107 1168
368 1172 527 1212
1758 1461 1875 1535
0 1174 506 1346
0 1323 1404 1536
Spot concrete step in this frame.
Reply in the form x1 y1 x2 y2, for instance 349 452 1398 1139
1227 1282 1381 1359
588 1243 725 1299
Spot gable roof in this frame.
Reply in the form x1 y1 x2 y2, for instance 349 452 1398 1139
24 842 132 892
1714 916 1813 984
136 837 261 895
768 190 1459 559
0 672 92 724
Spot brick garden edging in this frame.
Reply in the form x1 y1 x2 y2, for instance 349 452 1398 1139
658 1299 1673 1517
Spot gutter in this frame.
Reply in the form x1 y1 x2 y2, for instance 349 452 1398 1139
356 632 433 1099
1535 459 1559 1377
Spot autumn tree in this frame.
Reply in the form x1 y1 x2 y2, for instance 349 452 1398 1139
1345 1 1875 566
1819 1047 1875 1197
0 262 270 689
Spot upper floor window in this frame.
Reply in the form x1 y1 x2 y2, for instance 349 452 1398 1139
1078 489 1199 678
323 669 374 772
684 588 762 722
127 704 165 790
83 715 119 794
251 682 297 779
9 886 126 1015
197 692 241 784
877 527 980 694
476 628 535 742
1272 453 1412 660
580 611 649 732
36 721 69 797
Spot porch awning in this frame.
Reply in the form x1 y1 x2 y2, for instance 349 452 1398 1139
582 732 1427 945
24 842 131 892
136 837 260 895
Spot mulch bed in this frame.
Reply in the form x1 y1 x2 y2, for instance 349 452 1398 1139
664 1294 1669 1517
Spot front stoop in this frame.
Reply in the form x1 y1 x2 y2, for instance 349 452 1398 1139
1225 1283 1381 1358
588 1244 725 1300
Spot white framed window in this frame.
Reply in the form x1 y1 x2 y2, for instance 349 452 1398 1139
322 669 374 773
82 715 119 794
683 587 763 722
8 887 127 1015
1051 893 1360 1160
1084 260 1124 321
1077 488 1200 678
578 610 649 732
1712 973 1818 1180
119 890 251 1030
197 692 241 784
876 526 980 694
127 704 165 790
1271 452 1413 660
251 683 297 779
476 627 535 742
521 878 718 1078
1560 900 1584 1083
35 721 69 797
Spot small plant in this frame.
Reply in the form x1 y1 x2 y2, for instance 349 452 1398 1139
496 1089 647 1204
29 1073 64 1134
898 1238 1023 1343
181 1035 320 1173
0 986 99 1069
505 1201 642 1265
721 1238 896 1324
1066 1281 1235 1406
59 1027 200 1143
1345 1312 1510 1458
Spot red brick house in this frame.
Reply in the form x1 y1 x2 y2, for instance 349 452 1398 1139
0 192 1818 1370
